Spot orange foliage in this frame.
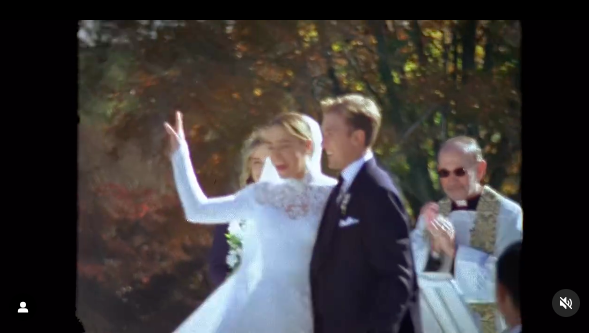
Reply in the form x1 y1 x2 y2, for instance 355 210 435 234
94 183 161 220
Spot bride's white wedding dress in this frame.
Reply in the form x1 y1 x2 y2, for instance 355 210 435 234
171 116 336 333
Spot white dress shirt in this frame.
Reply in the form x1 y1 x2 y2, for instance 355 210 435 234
337 150 374 202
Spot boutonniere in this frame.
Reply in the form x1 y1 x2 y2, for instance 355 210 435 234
340 193 351 215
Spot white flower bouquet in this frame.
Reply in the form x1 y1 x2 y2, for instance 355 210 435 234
225 220 246 271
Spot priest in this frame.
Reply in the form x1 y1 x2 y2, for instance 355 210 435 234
411 136 523 333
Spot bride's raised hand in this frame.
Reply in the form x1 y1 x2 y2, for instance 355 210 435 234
164 111 185 155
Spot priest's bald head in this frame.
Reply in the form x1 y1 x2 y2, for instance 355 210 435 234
437 136 487 201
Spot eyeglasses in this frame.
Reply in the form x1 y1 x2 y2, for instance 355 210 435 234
437 167 467 178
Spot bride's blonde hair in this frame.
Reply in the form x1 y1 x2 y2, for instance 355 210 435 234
266 112 314 155
238 130 265 188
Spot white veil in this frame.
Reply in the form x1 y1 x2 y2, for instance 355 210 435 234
259 114 324 183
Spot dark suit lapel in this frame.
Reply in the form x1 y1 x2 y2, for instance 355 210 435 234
312 159 376 275
311 187 341 275
322 158 376 248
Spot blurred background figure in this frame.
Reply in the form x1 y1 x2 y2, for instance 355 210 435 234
78 20 520 333
208 131 268 287
496 241 521 333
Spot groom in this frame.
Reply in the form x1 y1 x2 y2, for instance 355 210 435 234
311 94 421 333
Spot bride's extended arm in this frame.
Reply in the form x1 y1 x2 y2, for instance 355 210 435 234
171 141 253 223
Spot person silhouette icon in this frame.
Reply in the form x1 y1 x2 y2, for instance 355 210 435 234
18 302 28 313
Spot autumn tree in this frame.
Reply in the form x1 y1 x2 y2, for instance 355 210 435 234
78 20 520 333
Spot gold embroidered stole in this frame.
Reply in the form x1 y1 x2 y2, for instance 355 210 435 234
439 186 501 333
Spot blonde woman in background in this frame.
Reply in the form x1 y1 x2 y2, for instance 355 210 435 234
208 131 269 287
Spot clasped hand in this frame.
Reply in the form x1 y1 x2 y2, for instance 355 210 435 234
420 202 456 258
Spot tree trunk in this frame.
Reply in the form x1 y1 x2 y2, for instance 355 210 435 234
343 45 386 108
442 26 450 74
482 22 495 72
440 104 449 141
461 20 478 83
487 136 510 190
367 20 403 127
317 20 344 96
514 50 521 94
410 20 428 68
404 191 425 226
452 24 459 83
405 149 438 206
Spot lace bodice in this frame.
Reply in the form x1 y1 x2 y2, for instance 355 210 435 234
254 176 334 220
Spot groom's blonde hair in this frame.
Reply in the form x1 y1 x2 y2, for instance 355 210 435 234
320 94 382 148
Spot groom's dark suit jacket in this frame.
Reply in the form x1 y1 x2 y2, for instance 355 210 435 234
310 158 422 333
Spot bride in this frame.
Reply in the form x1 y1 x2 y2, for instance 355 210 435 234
164 111 337 333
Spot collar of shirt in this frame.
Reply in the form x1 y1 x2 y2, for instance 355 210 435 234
339 150 374 193
451 194 481 211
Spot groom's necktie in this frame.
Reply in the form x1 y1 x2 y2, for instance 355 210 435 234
335 175 346 204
